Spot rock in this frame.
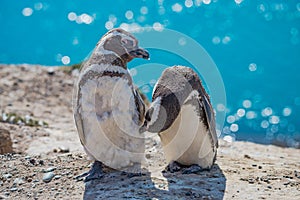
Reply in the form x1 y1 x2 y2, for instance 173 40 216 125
0 194 8 199
43 172 55 183
3 173 12 179
10 187 18 192
29 158 36 165
53 146 70 153
24 156 31 160
58 146 69 153
0 126 13 154
13 178 25 185
47 68 55 75
145 154 151 159
43 167 57 173
54 175 61 180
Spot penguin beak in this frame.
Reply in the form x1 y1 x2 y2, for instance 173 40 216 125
129 48 149 60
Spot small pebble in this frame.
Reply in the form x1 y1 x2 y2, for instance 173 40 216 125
185 191 192 196
244 154 251 159
43 167 57 173
39 160 44 165
248 178 255 184
0 194 8 199
29 159 36 165
59 146 70 153
145 154 151 159
13 178 25 185
24 156 31 160
169 179 176 183
3 174 12 179
10 187 18 192
47 68 55 75
43 172 55 183
54 147 70 153
54 175 61 180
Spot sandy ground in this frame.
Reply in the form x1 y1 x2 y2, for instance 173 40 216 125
0 64 299 200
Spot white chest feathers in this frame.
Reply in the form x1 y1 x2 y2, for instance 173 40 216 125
159 103 216 169
75 65 145 172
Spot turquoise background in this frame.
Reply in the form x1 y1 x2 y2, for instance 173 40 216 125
0 0 299 147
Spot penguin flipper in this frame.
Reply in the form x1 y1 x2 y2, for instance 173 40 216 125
200 95 218 148
133 86 146 126
74 110 86 146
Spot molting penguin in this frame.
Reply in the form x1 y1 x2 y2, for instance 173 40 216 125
142 66 218 173
73 28 149 181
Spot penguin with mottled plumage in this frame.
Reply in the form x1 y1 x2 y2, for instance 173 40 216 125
73 28 149 181
141 66 218 174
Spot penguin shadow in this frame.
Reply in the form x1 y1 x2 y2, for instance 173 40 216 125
83 164 226 199
82 167 162 200
152 163 227 199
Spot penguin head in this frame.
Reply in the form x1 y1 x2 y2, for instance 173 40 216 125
97 28 149 63
140 93 181 134
141 66 202 134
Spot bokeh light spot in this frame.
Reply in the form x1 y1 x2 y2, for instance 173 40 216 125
61 56 70 65
105 21 114 30
230 124 239 132
153 22 164 32
68 12 77 21
269 115 280 124
125 10 134 20
242 100 252 108
226 115 235 124
237 108 246 117
22 8 33 17
261 107 273 117
212 36 221 45
140 6 148 15
248 63 257 72
185 0 193 8
178 37 187 46
172 3 183 13
246 111 257 119
282 107 292 116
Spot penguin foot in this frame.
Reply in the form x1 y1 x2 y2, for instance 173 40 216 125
182 164 202 174
164 161 182 173
74 161 104 182
84 161 104 182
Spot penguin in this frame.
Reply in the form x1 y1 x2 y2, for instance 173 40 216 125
73 28 149 181
141 66 218 174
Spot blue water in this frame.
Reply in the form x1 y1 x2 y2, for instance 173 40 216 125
0 0 299 147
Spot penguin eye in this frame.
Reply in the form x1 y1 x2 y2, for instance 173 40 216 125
121 38 135 46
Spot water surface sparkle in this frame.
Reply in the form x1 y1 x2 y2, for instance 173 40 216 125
1 0 299 148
